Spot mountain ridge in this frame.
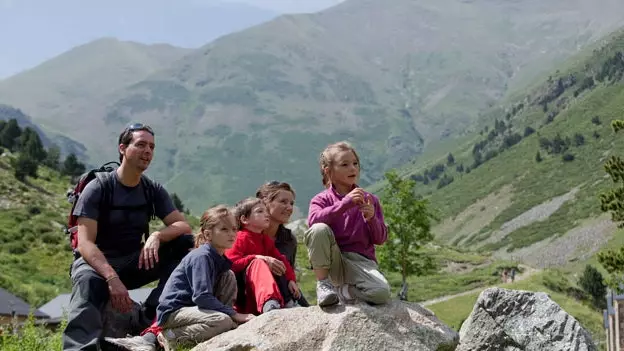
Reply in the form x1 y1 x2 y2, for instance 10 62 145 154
3 0 624 213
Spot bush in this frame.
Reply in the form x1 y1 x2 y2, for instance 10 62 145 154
27 206 41 215
0 314 65 351
591 116 601 125
562 153 575 162
7 242 28 254
41 232 61 245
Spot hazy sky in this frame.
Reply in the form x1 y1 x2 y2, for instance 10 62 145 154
0 0 345 78
220 0 344 13
0 0 344 13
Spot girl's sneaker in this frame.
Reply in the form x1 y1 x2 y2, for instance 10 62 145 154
157 330 178 351
337 284 356 304
104 335 155 351
316 279 339 307
285 299 301 308
262 299 281 313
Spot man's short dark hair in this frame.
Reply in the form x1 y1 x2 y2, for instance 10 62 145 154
117 123 155 163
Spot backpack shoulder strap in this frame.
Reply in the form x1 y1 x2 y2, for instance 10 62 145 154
140 174 157 241
140 174 156 219
95 171 115 227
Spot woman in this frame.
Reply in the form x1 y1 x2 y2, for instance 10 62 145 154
255 181 310 307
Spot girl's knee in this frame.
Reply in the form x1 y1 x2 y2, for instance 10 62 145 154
304 223 333 244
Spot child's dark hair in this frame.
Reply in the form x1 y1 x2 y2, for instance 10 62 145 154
233 197 264 230
195 205 233 247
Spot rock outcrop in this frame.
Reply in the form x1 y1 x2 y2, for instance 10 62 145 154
458 288 596 351
192 300 458 351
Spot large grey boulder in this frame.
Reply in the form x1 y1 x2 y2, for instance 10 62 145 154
192 300 458 351
458 288 596 351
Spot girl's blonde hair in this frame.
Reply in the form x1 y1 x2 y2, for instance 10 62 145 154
194 205 233 247
319 141 361 188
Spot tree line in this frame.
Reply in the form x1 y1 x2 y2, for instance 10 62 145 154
0 118 85 181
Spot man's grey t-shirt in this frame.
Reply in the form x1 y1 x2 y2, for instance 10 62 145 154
72 171 176 257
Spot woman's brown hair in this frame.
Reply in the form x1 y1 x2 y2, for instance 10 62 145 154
255 181 296 203
194 205 233 247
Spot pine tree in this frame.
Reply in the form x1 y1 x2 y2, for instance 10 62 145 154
44 146 61 170
598 119 624 289
12 153 38 181
578 265 606 307
62 153 86 177
447 153 455 166
0 118 22 151
19 127 47 162
171 193 186 213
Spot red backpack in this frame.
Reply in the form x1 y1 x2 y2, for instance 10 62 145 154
65 161 156 261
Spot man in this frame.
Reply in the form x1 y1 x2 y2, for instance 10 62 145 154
62 123 194 351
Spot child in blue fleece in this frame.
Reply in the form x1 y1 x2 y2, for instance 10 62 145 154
106 205 254 351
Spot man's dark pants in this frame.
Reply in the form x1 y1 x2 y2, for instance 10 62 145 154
62 234 194 351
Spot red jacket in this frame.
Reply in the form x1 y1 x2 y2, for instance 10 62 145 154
225 229 297 282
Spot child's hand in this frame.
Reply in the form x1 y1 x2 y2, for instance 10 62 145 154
257 255 286 275
346 187 366 205
232 312 255 324
359 196 375 221
288 280 301 299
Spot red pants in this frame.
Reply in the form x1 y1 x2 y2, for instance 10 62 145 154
239 258 284 314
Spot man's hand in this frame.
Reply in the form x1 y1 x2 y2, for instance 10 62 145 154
257 255 286 276
231 312 255 324
139 232 161 270
107 277 133 313
288 280 301 299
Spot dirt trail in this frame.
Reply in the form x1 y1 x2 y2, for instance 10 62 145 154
419 264 540 307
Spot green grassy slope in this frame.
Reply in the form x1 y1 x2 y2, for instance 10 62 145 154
428 271 606 347
383 28 624 257
3 0 624 213
0 154 74 306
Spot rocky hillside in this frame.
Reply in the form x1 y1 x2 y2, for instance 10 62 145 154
3 0 624 213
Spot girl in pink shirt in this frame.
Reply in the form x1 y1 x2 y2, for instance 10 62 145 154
305 141 391 307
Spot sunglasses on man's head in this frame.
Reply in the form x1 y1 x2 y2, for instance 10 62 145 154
126 123 155 136
268 180 281 186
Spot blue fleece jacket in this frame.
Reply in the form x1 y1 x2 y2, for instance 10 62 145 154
156 243 235 325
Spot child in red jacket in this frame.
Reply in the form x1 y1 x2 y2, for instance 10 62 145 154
225 197 301 314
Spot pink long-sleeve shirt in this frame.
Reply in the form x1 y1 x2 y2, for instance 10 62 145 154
307 185 387 262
